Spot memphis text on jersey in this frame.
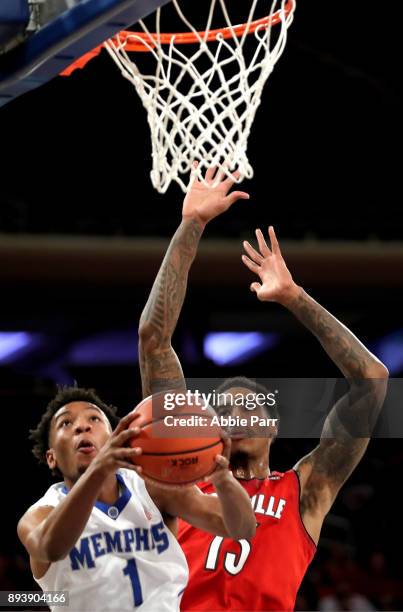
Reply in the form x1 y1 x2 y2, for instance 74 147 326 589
69 521 168 570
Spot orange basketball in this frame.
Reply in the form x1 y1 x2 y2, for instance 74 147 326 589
127 392 223 485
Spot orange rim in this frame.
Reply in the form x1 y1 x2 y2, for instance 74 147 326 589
61 0 295 75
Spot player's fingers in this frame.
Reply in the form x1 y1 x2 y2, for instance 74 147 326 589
112 427 141 446
241 254 260 275
243 240 264 264
218 427 229 444
215 164 228 183
225 191 250 207
205 166 217 182
190 160 200 179
256 228 271 257
117 461 143 475
250 282 262 294
219 426 229 440
113 411 141 435
215 454 230 469
220 436 231 460
117 447 142 457
222 169 241 188
268 226 282 255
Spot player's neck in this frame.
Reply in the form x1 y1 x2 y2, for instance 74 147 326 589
230 452 270 480
96 473 121 504
64 472 120 504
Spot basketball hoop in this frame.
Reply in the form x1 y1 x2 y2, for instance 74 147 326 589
63 0 296 192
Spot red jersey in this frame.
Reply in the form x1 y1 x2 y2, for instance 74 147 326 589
178 470 316 611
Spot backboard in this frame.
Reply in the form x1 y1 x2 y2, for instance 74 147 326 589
0 0 170 107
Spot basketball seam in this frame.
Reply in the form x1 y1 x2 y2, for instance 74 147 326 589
145 469 215 486
140 440 223 456
146 469 218 487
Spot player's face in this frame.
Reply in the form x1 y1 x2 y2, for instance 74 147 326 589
216 387 276 459
46 401 112 481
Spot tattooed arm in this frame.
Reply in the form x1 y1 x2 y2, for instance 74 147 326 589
139 166 249 397
138 218 202 397
242 226 388 542
287 288 388 529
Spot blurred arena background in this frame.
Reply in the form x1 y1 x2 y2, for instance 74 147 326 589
0 0 402 609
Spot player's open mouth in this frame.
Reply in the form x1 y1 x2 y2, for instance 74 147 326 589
76 440 96 454
77 446 95 454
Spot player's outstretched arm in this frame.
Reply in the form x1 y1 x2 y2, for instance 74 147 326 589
242 226 388 520
138 166 249 397
17 412 143 564
242 225 388 377
149 438 256 540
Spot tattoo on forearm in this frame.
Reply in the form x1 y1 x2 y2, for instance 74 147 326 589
141 219 202 341
290 289 388 497
301 380 387 495
139 218 203 396
288 289 373 378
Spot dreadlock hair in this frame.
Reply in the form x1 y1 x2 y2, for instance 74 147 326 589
29 386 120 471
215 376 280 423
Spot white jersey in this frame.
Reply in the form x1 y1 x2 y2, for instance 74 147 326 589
29 469 188 612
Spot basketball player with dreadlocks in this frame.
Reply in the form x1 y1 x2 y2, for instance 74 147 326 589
138 168 389 611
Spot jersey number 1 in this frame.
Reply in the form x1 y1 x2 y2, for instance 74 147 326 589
123 559 143 606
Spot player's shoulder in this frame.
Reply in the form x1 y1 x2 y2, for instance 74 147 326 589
268 470 285 480
248 470 299 494
19 482 62 532
268 469 300 489
28 481 65 512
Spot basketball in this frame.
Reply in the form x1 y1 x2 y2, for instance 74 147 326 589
128 392 224 485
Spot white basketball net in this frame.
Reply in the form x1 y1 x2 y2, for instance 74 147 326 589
105 0 295 192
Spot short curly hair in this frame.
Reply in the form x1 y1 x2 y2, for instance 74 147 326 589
29 386 120 468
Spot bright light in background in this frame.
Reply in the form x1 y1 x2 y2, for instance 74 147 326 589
0 332 34 362
69 330 138 365
371 330 403 375
204 332 279 366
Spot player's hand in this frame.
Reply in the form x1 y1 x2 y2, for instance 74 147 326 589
89 411 143 478
208 432 233 487
242 226 299 305
182 163 250 227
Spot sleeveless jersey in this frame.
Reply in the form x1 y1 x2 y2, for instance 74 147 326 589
178 470 316 611
30 469 188 611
